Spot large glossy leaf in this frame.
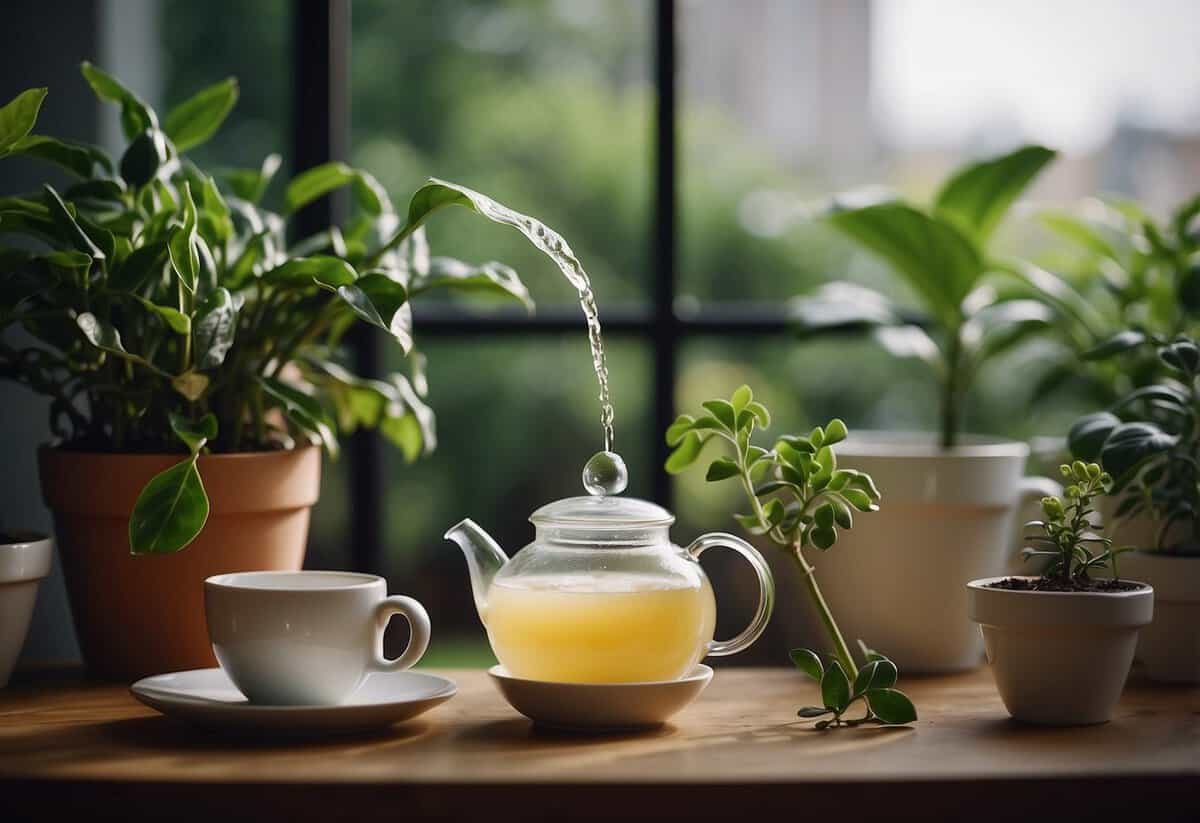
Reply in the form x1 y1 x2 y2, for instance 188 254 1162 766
109 240 167 292
80 61 158 139
409 257 533 311
992 260 1108 340
0 88 47 153
1039 211 1122 263
128 457 209 555
284 162 389 216
382 178 568 293
1100 422 1179 480
826 202 982 324
263 255 357 289
820 660 851 712
9 135 113 177
933 145 1056 242
258 375 338 456
42 185 103 260
164 78 238 152
167 183 200 292
866 688 917 724
1068 411 1120 461
119 128 172 188
960 299 1054 363
193 288 237 369
337 273 412 352
135 296 190 334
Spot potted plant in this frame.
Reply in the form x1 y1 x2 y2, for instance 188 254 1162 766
667 387 916 728
788 145 1063 671
1069 335 1200 682
0 530 53 687
0 67 567 679
968 461 1152 725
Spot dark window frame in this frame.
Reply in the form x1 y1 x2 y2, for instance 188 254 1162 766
293 0 791 573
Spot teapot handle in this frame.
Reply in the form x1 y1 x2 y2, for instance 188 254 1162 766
686 533 776 657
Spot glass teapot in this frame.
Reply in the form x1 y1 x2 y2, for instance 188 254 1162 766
445 492 775 684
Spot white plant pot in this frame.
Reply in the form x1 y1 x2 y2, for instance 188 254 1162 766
804 433 1060 672
0 533 53 688
967 576 1153 725
1116 550 1200 683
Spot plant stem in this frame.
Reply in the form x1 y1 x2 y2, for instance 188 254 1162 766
789 544 858 680
940 331 962 449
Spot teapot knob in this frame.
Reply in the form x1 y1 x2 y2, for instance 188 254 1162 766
582 450 628 497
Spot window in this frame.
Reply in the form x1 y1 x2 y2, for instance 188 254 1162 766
144 0 1198 662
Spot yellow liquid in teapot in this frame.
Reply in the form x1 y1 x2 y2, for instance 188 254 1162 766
484 573 716 683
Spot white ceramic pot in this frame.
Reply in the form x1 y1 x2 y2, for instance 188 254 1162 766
1116 550 1199 683
0 532 53 687
967 576 1153 725
806 433 1060 672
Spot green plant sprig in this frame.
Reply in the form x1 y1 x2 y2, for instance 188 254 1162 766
666 386 916 728
1022 461 1123 584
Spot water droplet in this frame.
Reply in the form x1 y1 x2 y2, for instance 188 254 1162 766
583 451 628 497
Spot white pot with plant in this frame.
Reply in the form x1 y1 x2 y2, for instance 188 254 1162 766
968 461 1152 725
0 531 53 687
0 67 583 679
1070 334 1200 683
789 146 1065 671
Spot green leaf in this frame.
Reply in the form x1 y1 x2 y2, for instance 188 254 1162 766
810 525 837 550
841 488 878 512
814 502 835 529
746 401 770 428
790 648 824 681
665 414 695 446
827 202 982 325
128 456 209 555
264 255 357 289
811 445 836 490
164 77 238 152
135 296 190 334
831 499 853 529
791 281 910 336
76 312 127 356
665 431 708 474
43 185 103 260
259 376 339 456
821 660 851 712
1160 339 1200 374
193 288 237 369
933 145 1056 242
168 183 200 292
1083 330 1146 361
169 411 217 453
6 136 112 181
853 658 898 694
1099 422 1179 480
171 371 210 402
284 162 381 214
1039 211 1122 262
119 128 172 188
408 256 534 312
225 153 282 204
339 273 412 351
797 707 832 718
705 458 740 482
81 61 159 138
730 384 753 413
701 399 737 431
866 688 917 724
110 241 167 292
0 88 46 152
823 419 848 446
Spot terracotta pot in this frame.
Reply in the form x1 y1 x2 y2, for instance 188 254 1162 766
39 446 320 681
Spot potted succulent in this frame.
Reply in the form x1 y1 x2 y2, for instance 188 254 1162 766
0 67 562 679
968 462 1152 725
1069 335 1200 682
789 145 1063 671
0 530 53 687
667 387 916 728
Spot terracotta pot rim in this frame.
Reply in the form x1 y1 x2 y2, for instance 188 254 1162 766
37 443 320 460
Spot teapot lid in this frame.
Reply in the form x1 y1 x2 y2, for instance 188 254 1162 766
530 495 674 528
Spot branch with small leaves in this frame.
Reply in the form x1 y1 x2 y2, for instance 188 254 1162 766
1022 461 1126 585
665 386 916 728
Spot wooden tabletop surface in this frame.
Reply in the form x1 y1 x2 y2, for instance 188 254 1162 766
1 666 1197 821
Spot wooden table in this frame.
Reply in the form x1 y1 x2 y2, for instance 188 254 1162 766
1 667 1196 821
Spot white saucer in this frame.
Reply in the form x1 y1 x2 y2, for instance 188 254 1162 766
488 664 713 731
131 668 456 734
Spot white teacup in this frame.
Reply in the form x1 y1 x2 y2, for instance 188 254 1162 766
204 571 431 705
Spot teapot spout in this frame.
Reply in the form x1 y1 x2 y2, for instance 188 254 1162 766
443 518 508 624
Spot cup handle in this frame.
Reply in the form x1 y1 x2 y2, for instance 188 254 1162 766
370 595 431 673
686 532 776 657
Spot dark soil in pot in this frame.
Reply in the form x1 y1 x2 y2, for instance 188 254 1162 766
987 577 1145 593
